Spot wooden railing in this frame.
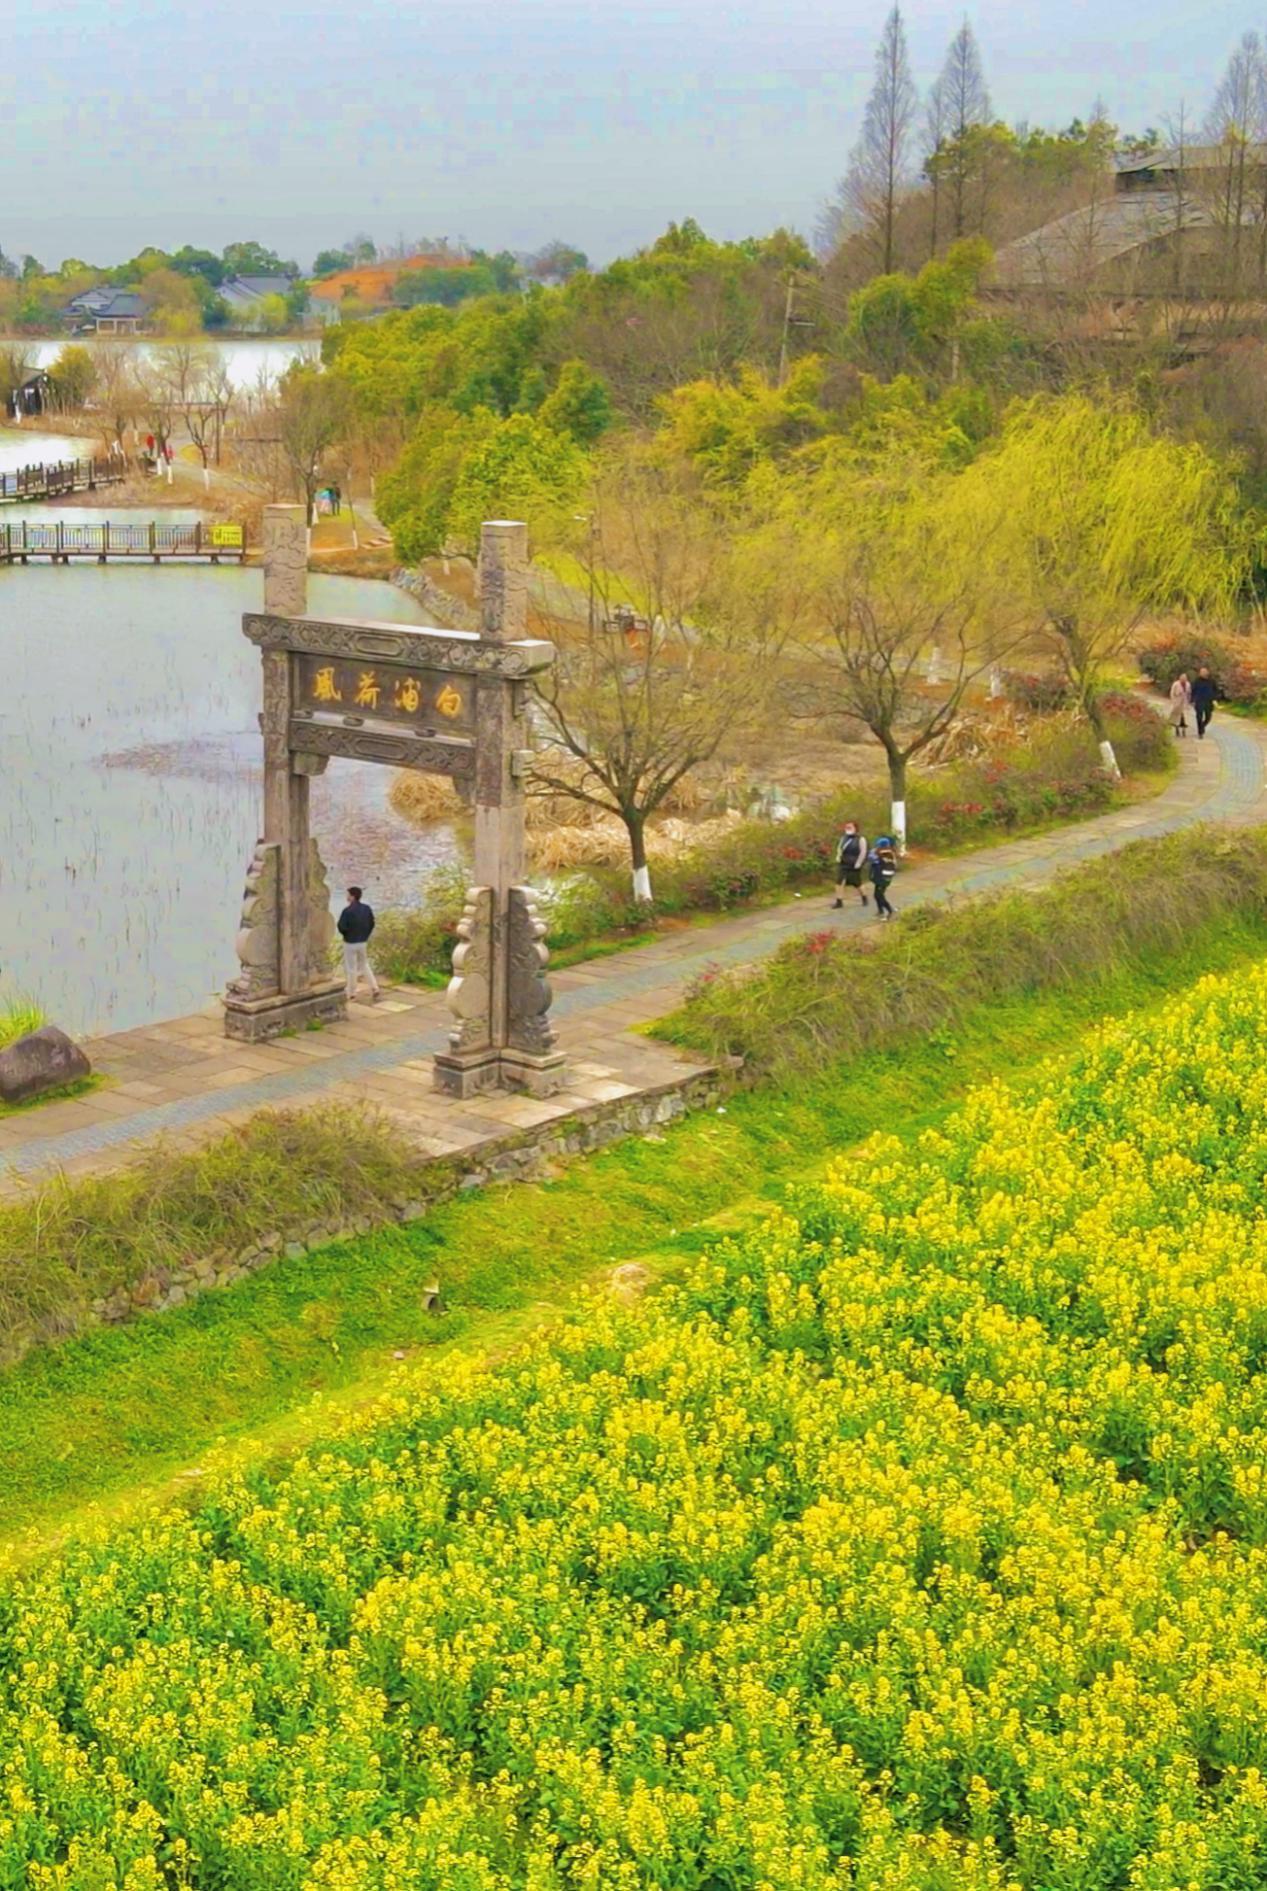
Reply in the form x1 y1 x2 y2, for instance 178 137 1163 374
0 519 247 562
0 457 126 503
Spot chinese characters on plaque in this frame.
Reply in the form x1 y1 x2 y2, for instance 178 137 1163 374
294 655 473 733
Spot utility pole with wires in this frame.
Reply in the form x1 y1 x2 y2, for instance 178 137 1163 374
776 271 816 387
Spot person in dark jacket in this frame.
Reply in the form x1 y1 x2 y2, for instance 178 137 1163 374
1190 667 1218 740
869 837 898 921
832 822 868 909
337 886 379 1001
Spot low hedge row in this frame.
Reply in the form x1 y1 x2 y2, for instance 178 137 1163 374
373 701 1172 985
654 825 1267 1083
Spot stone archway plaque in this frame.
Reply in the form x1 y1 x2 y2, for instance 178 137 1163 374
224 509 566 1097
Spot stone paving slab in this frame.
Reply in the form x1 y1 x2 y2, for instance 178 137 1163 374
0 718 1257 1190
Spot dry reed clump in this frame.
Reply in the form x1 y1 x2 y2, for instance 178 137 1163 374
0 1103 426 1369
389 772 465 825
525 751 607 829
527 810 743 873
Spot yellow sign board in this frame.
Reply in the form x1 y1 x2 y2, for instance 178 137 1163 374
211 523 243 548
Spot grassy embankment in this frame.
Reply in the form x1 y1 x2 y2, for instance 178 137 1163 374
4 828 1267 1550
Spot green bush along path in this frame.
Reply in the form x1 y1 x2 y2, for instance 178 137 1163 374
0 708 1258 1192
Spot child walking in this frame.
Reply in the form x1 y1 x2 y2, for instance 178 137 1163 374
869 837 898 921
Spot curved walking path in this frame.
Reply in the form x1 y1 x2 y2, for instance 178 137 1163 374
1 717 1262 1188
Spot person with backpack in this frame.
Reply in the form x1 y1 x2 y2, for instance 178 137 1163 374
832 821 868 909
1190 666 1218 740
869 836 898 921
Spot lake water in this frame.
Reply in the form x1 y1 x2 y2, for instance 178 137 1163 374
0 565 462 1035
0 427 97 474
22 336 317 393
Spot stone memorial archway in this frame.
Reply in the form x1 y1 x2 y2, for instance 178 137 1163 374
224 505 566 1097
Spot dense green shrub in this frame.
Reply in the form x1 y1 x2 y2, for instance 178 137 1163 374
658 824 1267 1080
1136 630 1264 705
1099 689 1175 770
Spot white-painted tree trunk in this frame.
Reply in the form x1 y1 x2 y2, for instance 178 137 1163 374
891 798 907 855
632 864 653 903
926 646 943 685
989 664 1003 699
203 466 211 491
1099 738 1121 780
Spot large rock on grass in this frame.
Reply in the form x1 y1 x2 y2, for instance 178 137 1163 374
0 1026 91 1105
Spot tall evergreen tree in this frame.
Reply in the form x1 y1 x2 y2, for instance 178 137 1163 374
844 5 919 274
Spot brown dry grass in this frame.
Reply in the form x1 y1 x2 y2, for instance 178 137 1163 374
389 772 465 824
527 810 743 872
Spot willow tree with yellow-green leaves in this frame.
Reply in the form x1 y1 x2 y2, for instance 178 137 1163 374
951 392 1261 776
742 448 1025 851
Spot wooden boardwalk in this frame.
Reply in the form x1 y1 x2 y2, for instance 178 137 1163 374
0 519 248 564
0 456 126 504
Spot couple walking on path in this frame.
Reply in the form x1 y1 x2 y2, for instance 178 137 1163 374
833 824 899 920
1169 667 1218 740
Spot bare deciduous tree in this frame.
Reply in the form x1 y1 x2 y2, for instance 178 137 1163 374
923 72 949 258
1201 32 1267 298
87 344 143 454
929 23 992 240
275 366 355 524
532 453 782 901
842 5 919 274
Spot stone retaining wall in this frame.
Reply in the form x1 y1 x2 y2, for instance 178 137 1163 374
90 1064 723 1331
392 566 481 633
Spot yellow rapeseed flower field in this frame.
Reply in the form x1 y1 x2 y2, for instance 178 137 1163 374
8 964 1267 1885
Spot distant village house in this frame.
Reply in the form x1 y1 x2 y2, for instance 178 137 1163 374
995 145 1267 295
217 274 297 329
62 288 148 335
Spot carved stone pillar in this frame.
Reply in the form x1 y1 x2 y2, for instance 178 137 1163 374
225 505 346 1041
433 521 565 1096
501 885 566 1095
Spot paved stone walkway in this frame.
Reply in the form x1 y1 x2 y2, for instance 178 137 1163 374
0 718 1259 1187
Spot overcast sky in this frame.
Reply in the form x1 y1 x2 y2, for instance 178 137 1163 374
0 0 1257 269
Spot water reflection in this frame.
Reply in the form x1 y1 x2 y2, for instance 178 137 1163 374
22 337 316 391
0 566 461 1034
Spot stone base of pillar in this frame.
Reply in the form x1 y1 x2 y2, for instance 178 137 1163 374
432 1048 503 1098
500 1047 569 1098
224 980 347 1043
432 1047 569 1098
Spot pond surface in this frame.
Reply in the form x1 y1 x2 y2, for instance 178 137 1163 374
0 427 91 474
0 566 461 1035
23 336 317 393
